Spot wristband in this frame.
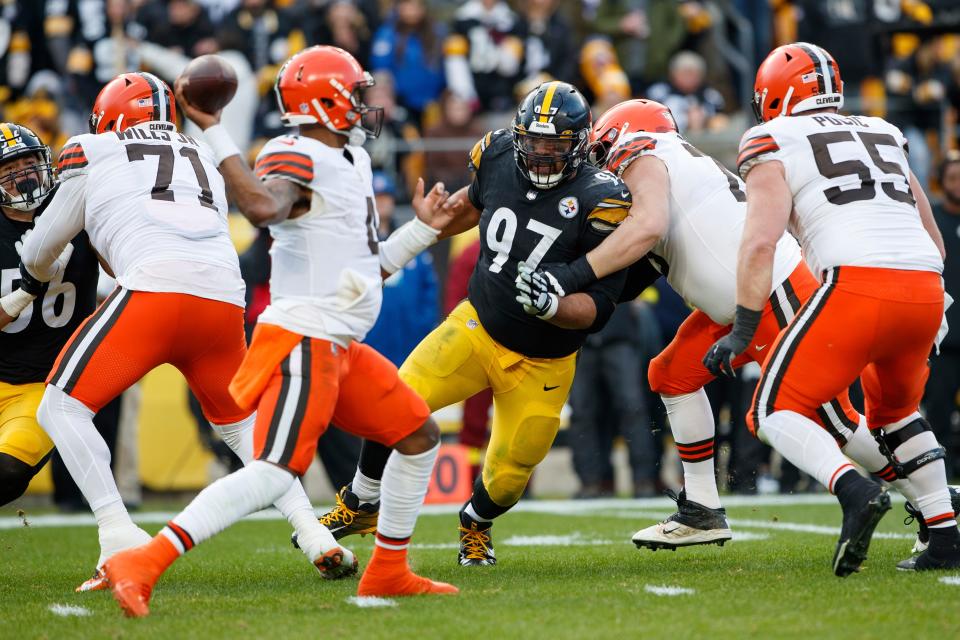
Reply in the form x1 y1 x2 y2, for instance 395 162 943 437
730 304 763 348
202 124 242 165
379 218 441 275
557 255 598 296
18 263 48 296
0 288 36 317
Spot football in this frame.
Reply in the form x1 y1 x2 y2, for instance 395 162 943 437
177 54 238 114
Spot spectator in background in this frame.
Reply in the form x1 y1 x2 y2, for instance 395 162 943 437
444 0 525 114
587 0 649 91
886 37 949 188
569 304 657 498
133 0 218 58
423 91 487 190
364 70 424 202
370 0 446 125
305 0 374 69
521 0 576 85
927 153 960 478
578 38 632 116
647 50 727 133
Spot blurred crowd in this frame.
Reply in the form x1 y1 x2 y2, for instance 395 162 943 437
3 0 960 499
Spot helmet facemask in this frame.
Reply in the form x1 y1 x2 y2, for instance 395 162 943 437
513 126 587 190
0 151 54 212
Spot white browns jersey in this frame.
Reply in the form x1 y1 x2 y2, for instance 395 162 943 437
57 121 245 306
606 130 801 325
253 135 382 345
738 113 942 275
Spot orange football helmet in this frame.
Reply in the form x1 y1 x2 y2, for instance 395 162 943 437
89 72 176 134
587 99 677 167
274 45 383 142
752 42 843 123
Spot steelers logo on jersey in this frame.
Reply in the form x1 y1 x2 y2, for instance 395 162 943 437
558 196 579 218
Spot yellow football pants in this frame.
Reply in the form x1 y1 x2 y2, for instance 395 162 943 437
0 381 53 467
400 301 576 506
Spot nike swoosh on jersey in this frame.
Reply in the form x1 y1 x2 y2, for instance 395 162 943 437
543 384 560 391
755 344 767 351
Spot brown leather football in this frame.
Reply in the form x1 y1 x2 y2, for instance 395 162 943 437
178 55 238 114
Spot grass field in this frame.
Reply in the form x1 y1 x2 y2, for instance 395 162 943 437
3 496 959 639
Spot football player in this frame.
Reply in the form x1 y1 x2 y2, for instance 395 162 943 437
523 99 927 552
15 72 349 592
318 81 641 567
101 46 459 617
706 43 958 572
0 123 98 506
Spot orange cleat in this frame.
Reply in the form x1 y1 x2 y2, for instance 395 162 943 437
357 563 460 596
103 535 179 618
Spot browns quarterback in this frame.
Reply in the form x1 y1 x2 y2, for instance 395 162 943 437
318 81 658 567
0 123 98 506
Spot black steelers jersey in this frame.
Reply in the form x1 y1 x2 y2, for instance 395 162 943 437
0 187 99 384
466 129 631 358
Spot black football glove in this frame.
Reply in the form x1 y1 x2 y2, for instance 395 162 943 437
537 255 598 297
703 305 762 377
515 262 559 319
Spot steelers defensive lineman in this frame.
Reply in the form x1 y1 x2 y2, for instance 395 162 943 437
0 124 98 505
316 82 637 565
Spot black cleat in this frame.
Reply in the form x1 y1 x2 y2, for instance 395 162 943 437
458 512 496 566
631 489 732 551
896 531 960 571
903 485 960 554
833 485 891 577
291 484 379 550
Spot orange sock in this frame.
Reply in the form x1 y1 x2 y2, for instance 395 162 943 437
358 534 458 596
139 533 181 577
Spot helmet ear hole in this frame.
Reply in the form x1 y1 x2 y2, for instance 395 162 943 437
320 98 335 109
768 98 780 111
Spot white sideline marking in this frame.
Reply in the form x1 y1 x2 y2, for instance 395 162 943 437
730 531 769 542
345 596 397 608
939 576 960 586
501 534 613 547
49 604 92 617
645 585 694 596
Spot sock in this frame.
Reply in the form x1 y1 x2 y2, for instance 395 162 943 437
841 417 919 505
464 475 513 523
213 416 337 559
375 443 439 547
168 460 295 548
832 467 876 511
37 386 140 557
758 410 856 493
663 391 721 509
886 418 956 529
351 470 382 504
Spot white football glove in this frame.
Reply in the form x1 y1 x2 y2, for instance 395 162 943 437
515 262 559 320
16 228 74 280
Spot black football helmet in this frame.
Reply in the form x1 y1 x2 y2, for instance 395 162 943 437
0 123 55 212
513 82 592 189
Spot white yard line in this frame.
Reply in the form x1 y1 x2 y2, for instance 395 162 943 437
644 585 695 596
939 576 960 586
345 596 397 608
48 604 92 617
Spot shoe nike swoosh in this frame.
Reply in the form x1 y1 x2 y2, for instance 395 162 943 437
543 385 560 391
755 344 767 351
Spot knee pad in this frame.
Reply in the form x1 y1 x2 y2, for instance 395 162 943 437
647 356 699 396
482 458 531 507
875 417 946 478
0 453 40 506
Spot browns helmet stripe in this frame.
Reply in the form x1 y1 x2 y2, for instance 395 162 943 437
795 44 826 95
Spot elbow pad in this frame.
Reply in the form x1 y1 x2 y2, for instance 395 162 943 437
586 290 616 333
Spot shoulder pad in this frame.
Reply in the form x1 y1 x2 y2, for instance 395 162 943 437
737 125 781 179
255 137 315 183
469 129 509 173
606 135 658 177
584 171 632 233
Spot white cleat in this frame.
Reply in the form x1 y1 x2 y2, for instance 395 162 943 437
632 489 732 551
313 545 359 580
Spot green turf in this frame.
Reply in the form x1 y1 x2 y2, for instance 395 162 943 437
2 500 959 639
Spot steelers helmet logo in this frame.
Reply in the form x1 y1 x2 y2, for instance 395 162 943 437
558 196 579 218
